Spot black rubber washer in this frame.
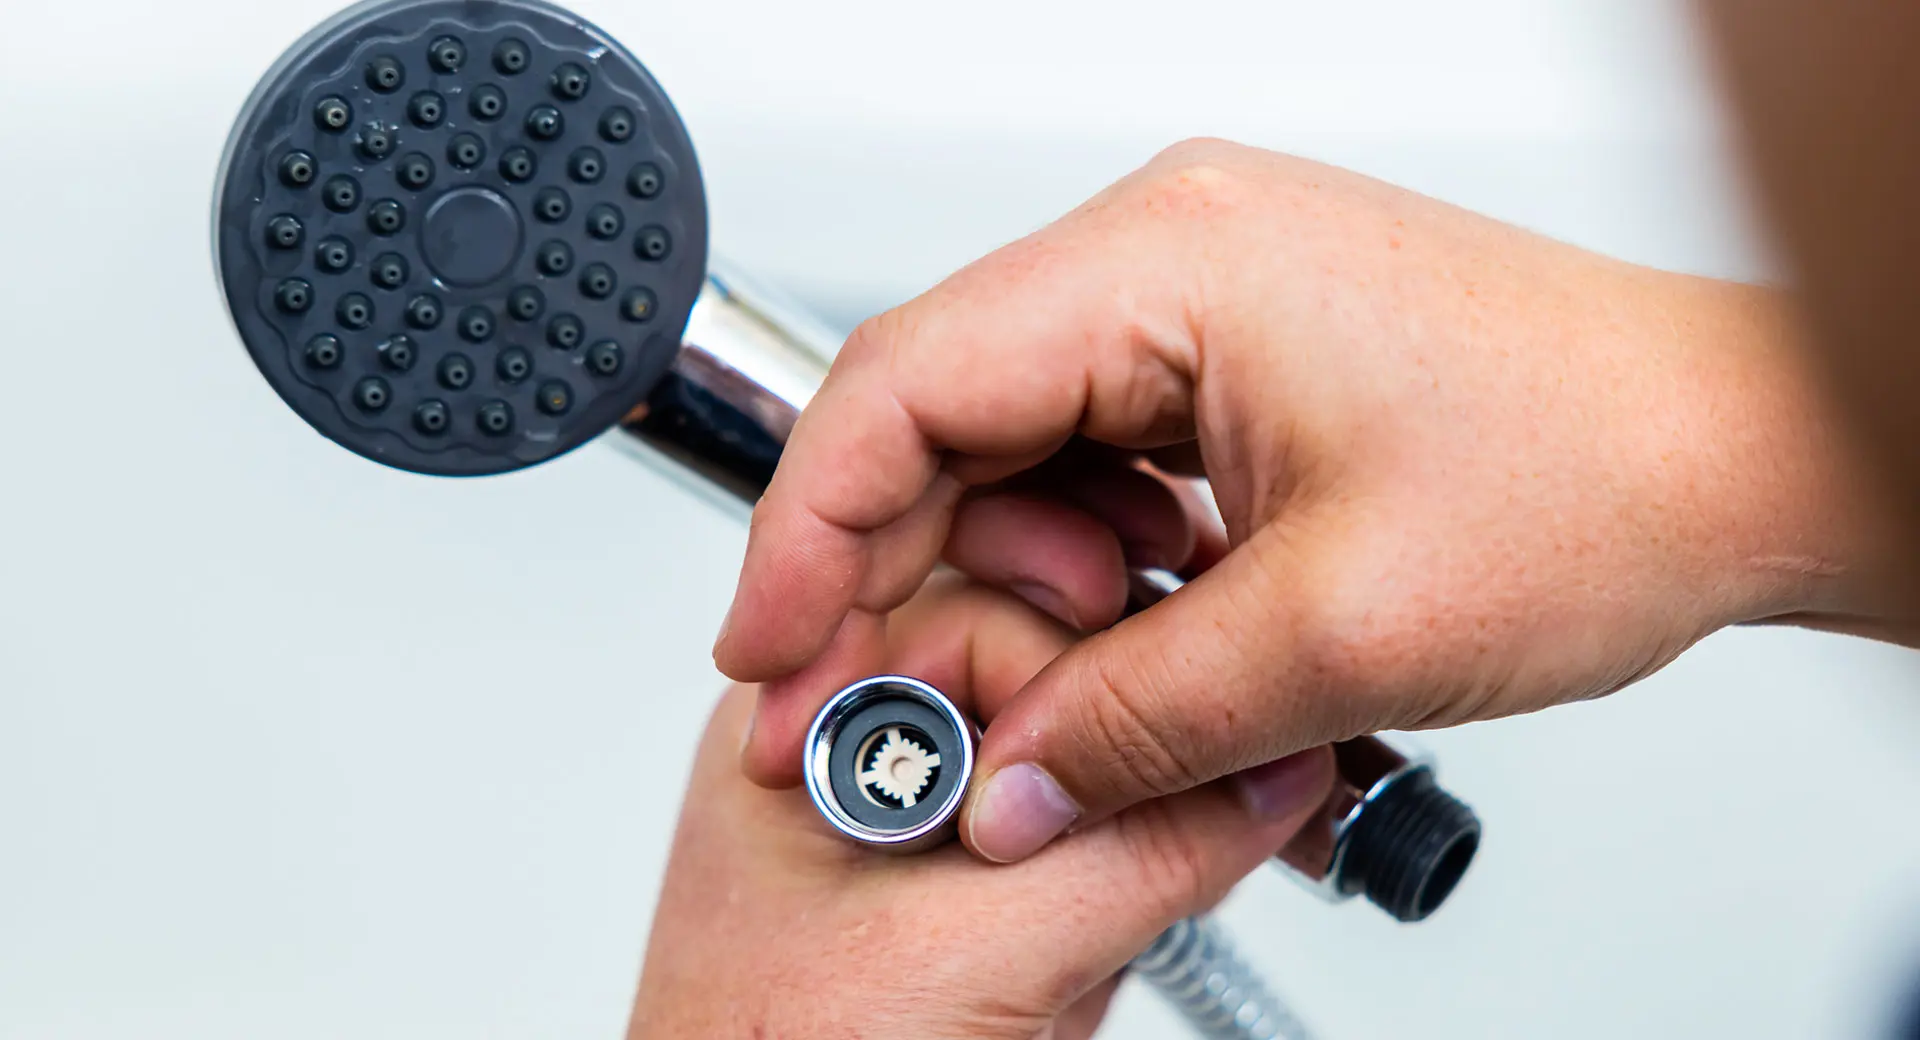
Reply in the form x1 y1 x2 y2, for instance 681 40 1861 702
825 698 965 833
214 0 708 477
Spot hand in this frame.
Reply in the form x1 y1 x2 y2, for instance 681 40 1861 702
715 138 1888 864
630 576 1333 1038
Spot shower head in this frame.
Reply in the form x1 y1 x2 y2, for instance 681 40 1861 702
213 0 708 476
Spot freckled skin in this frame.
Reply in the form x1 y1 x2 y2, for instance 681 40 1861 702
717 137 1898 848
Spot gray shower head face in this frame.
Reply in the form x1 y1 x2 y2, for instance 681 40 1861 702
215 0 708 476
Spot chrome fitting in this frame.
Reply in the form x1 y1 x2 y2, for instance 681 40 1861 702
803 675 977 854
1275 735 1480 922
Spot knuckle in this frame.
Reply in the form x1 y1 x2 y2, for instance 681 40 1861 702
1070 647 1207 801
1136 138 1253 215
838 312 894 367
1149 135 1243 169
1112 798 1214 916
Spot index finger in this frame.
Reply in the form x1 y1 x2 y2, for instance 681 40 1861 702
712 171 1221 685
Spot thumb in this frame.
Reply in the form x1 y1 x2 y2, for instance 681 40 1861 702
988 747 1336 1000
962 533 1358 863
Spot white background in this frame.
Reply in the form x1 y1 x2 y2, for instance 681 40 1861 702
4 1 1920 1037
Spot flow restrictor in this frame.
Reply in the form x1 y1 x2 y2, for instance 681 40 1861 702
804 676 976 854
213 0 709 476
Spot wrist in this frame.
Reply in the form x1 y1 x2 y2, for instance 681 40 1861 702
1662 275 1899 626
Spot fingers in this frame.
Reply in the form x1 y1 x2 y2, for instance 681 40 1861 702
737 609 889 787
942 458 1203 632
739 460 1226 793
974 745 1335 993
883 575 1081 722
943 493 1130 631
961 532 1359 863
740 575 1078 787
712 193 1210 686
1048 462 1200 573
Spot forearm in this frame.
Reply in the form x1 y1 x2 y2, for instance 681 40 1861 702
1695 0 1920 604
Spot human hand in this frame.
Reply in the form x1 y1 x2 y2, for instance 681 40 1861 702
629 576 1332 1038
715 138 1887 864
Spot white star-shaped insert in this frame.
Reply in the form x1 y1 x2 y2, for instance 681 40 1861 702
859 728 941 808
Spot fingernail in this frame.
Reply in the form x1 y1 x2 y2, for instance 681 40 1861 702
967 763 1082 863
712 604 735 654
1233 751 1324 821
1010 581 1080 627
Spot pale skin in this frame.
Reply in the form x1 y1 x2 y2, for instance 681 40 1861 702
641 1 1920 1029
629 577 1333 1039
715 139 1895 864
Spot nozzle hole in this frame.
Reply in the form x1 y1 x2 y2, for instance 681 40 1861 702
497 347 533 383
535 239 573 276
315 237 353 272
470 84 507 121
546 313 583 350
379 335 417 372
585 204 623 240
428 35 465 74
448 133 485 170
499 147 536 182
476 399 514 435
634 225 670 262
322 175 360 213
619 287 656 323
266 215 303 250
304 334 342 369
370 253 409 290
536 379 572 415
458 306 495 343
526 105 564 140
599 107 635 142
408 91 445 128
507 285 545 322
414 399 450 435
335 293 374 330
274 278 312 314
579 263 616 299
396 153 436 191
353 376 390 413
314 96 351 132
493 38 530 75
491 38 529 74
406 293 443 330
439 353 474 390
551 62 591 101
568 147 605 184
586 340 623 377
366 56 405 93
279 151 316 188
533 187 570 223
626 162 662 199
357 128 394 162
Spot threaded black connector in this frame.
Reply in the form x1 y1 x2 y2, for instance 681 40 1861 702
1338 767 1480 923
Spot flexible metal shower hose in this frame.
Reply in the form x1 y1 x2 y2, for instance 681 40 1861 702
1131 916 1315 1040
